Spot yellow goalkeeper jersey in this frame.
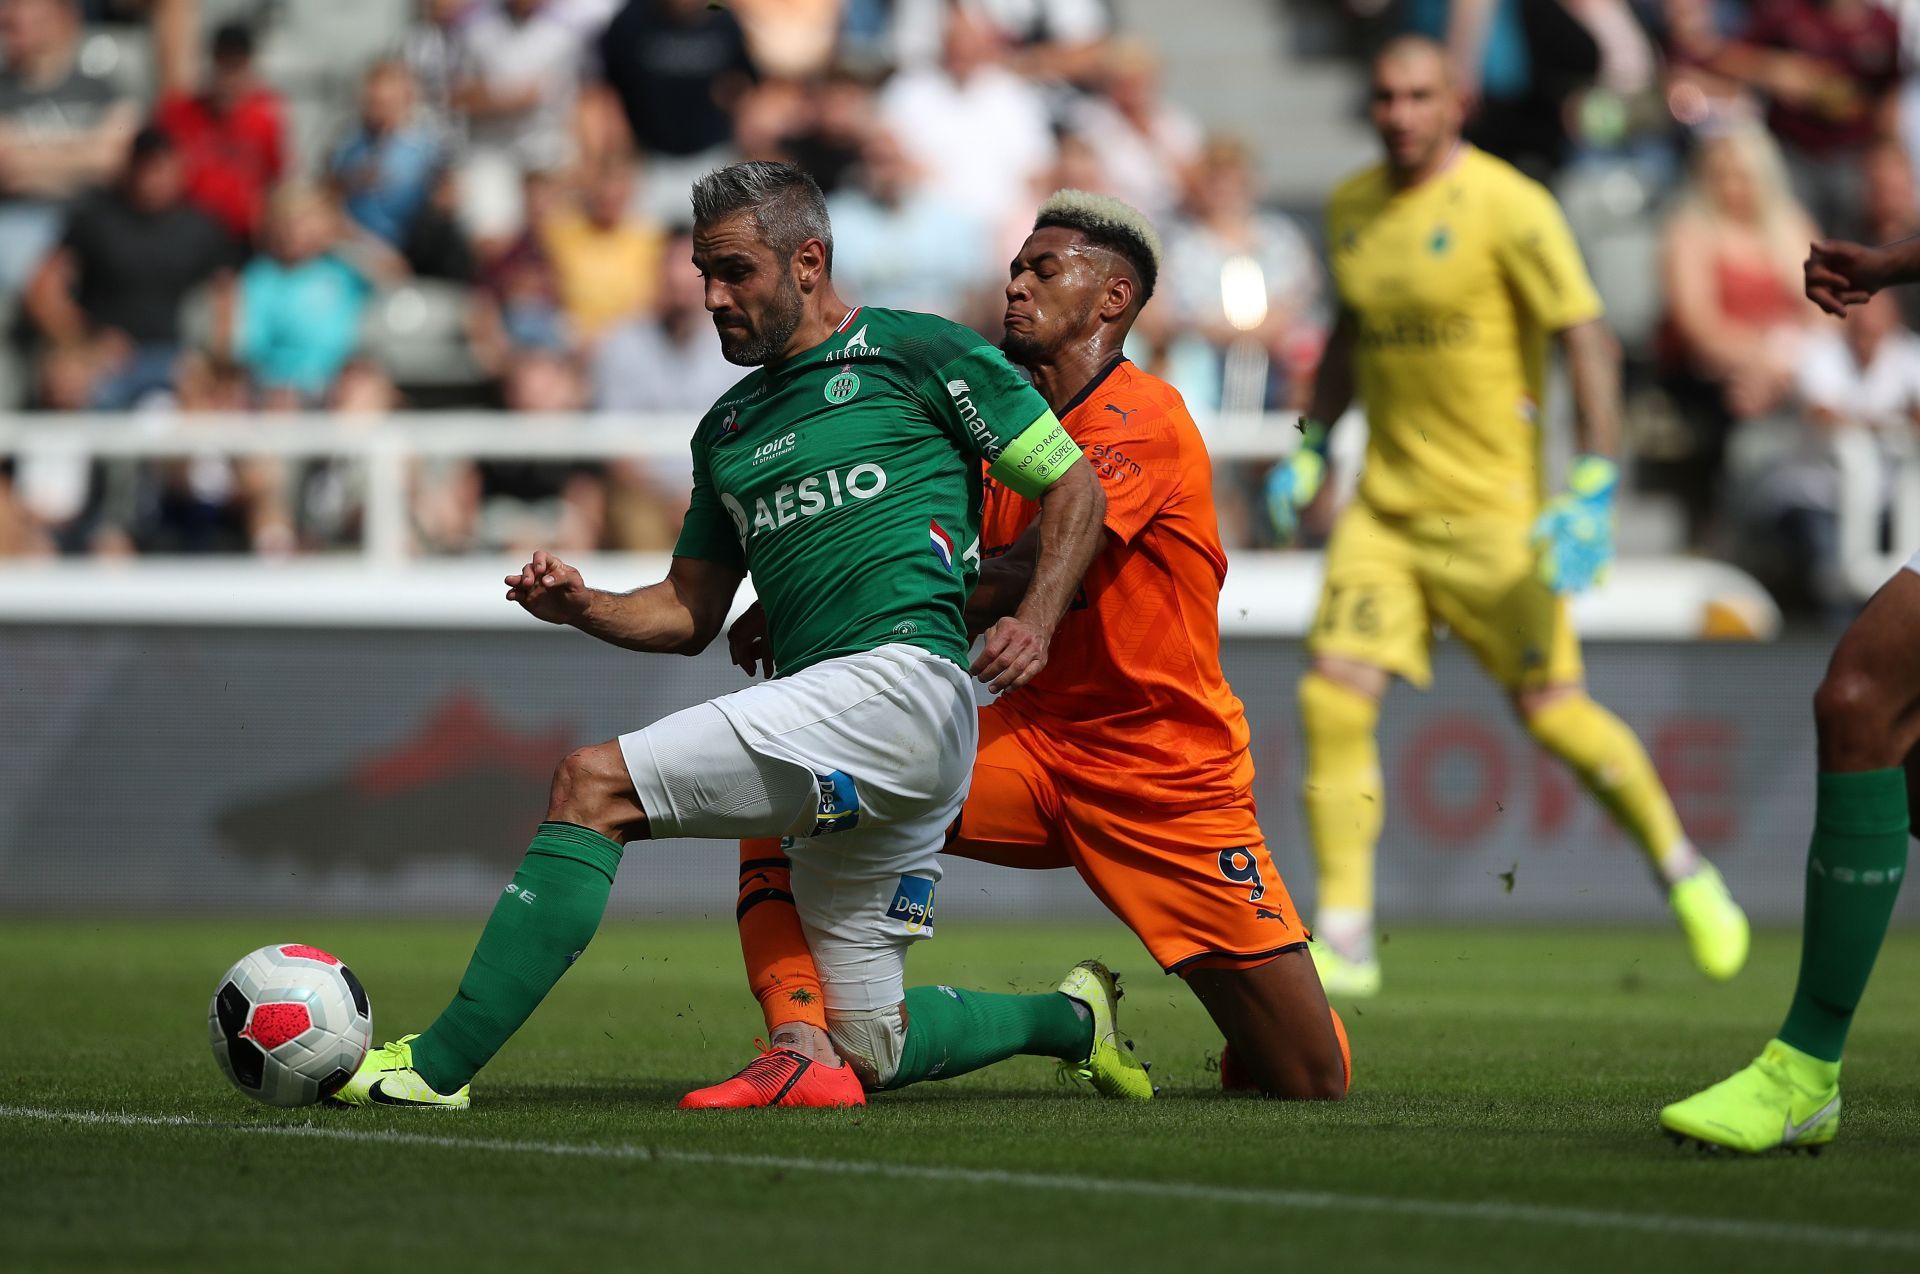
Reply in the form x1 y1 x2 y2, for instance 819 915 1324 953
1326 146 1603 520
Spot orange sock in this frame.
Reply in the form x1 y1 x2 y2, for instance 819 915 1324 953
736 838 829 1035
1330 1006 1352 1095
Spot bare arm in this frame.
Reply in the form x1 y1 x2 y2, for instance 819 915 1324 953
1559 317 1622 458
0 101 137 198
1304 307 1356 428
22 247 86 345
964 525 1039 636
507 551 745 655
152 0 198 99
1806 237 1920 314
971 458 1105 693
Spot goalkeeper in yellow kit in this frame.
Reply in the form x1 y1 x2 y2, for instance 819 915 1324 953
1268 37 1751 996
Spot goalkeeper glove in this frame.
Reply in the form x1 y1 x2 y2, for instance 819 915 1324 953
1531 455 1618 595
1266 418 1330 542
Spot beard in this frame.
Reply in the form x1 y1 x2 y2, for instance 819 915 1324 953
717 272 806 366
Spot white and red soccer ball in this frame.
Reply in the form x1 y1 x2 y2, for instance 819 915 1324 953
208 944 373 1107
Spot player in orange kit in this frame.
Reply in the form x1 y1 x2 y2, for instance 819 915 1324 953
683 191 1351 1107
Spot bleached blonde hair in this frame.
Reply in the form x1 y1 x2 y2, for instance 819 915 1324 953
1034 189 1163 303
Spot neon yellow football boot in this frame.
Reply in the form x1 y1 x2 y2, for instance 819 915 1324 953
1660 1039 1840 1154
332 1033 472 1109
1056 960 1154 1100
1309 939 1382 998
1670 862 1750 982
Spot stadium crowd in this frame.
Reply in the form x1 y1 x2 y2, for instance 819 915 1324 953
0 0 1915 615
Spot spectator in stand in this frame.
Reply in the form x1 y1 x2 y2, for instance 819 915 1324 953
749 70 873 196
469 170 570 375
591 231 732 548
1068 38 1201 227
0 459 49 556
23 127 234 409
829 129 991 316
591 230 736 414
474 349 605 553
453 0 587 251
889 0 1113 86
1749 292 1920 610
1658 123 1820 546
879 4 1055 231
0 0 138 295
227 184 401 407
1160 135 1324 418
396 0 476 143
330 60 443 249
729 0 842 80
152 0 287 245
403 165 478 282
1694 0 1900 239
1862 136 1920 248
542 155 663 344
597 0 757 219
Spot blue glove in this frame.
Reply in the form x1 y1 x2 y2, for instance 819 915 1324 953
1266 418 1330 542
1531 455 1618 595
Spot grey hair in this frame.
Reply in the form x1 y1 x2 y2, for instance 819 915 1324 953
690 161 834 268
1033 189 1162 306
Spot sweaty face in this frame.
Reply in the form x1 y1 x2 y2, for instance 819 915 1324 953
693 211 807 366
1002 226 1109 367
1369 49 1461 177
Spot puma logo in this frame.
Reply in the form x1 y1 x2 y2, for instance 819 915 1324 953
1104 403 1136 425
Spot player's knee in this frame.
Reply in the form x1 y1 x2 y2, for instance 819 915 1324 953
825 1004 908 1092
547 744 623 825
1814 664 1888 741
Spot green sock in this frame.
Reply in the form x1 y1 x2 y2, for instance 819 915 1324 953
409 822 623 1094
1778 770 1910 1063
886 985 1092 1089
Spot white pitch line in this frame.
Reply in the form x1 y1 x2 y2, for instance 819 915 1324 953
3 1103 1916 1254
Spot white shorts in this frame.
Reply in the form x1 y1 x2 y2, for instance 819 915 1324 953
619 643 976 1012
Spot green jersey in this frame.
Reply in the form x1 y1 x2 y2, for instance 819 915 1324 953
675 305 1080 676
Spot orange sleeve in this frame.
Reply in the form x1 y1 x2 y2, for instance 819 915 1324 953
1074 386 1185 546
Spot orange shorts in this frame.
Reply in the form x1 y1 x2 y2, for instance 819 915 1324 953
953 705 1309 973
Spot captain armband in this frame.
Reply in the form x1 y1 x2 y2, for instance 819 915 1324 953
987 411 1082 500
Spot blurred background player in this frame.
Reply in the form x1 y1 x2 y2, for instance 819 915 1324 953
694 191 1351 1108
1660 235 1920 1153
1265 37 1750 998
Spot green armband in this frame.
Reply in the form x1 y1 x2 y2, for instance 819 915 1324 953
988 411 1082 500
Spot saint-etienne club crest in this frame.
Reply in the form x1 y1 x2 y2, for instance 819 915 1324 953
824 370 860 404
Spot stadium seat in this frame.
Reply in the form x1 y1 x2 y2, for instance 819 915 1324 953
361 282 484 391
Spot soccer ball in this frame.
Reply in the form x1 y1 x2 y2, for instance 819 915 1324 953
208 944 373 1107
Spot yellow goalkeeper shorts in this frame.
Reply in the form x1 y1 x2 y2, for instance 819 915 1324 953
1307 500 1583 691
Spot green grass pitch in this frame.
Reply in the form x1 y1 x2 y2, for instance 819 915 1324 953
3 919 1917 1273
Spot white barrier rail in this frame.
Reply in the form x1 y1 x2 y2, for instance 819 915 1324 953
0 412 1783 638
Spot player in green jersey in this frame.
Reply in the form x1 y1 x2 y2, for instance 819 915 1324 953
335 161 1125 1110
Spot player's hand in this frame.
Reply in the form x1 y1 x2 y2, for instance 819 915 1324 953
1265 418 1330 543
1530 456 1617 596
972 615 1050 693
505 551 590 625
728 600 775 679
1805 240 1888 316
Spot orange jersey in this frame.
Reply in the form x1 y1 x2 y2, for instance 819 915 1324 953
981 357 1254 811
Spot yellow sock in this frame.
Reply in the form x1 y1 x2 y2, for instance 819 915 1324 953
1299 672 1385 922
1525 693 1695 883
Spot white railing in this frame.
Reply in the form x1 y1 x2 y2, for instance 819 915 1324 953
0 410 1786 639
0 411 1314 567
